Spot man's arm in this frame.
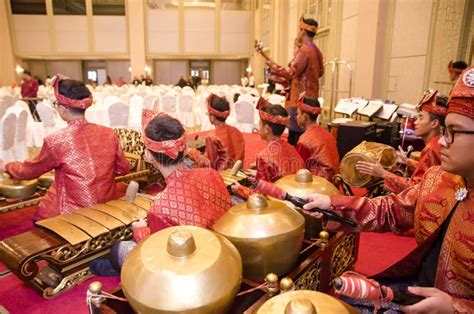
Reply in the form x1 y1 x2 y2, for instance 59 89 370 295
5 140 57 179
268 49 309 81
114 139 131 176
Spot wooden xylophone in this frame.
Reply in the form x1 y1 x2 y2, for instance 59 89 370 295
0 195 152 299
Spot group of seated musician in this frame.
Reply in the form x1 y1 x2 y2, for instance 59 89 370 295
1 67 473 312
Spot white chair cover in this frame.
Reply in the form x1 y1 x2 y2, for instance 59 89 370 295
161 94 177 118
143 95 158 110
104 95 122 107
12 100 45 147
37 102 61 135
128 95 144 131
268 94 286 106
177 94 196 129
108 102 129 128
234 100 256 133
13 109 29 161
0 112 17 161
0 97 10 119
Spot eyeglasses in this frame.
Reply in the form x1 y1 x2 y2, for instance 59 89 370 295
441 126 474 144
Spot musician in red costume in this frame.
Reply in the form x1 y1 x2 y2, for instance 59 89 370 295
295 95 339 182
356 90 447 194
266 16 324 145
91 110 231 275
302 67 474 313
1 75 130 220
187 93 245 170
232 98 304 199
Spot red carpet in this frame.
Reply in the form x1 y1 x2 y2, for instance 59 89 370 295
0 133 417 313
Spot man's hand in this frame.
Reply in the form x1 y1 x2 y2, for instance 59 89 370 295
301 193 331 219
402 287 454 314
230 182 241 193
397 146 408 165
356 161 389 179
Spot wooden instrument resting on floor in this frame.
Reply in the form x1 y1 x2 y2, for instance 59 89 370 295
0 195 152 299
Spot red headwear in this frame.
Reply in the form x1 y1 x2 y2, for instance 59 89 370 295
52 74 93 109
207 93 230 118
299 15 318 34
297 93 322 115
256 97 290 125
417 89 448 117
141 109 186 159
447 66 474 119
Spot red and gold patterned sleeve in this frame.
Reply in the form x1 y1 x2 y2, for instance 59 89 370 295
114 138 131 176
325 183 420 233
452 297 474 313
305 145 338 182
268 49 309 81
132 226 151 243
256 157 281 182
187 137 228 171
5 140 57 179
384 172 411 194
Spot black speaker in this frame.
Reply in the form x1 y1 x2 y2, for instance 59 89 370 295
336 122 377 158
376 122 400 148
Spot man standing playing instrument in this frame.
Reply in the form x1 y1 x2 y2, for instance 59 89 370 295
356 91 447 194
266 16 324 145
91 110 231 275
296 95 339 183
302 67 474 313
187 93 245 170
0 74 130 220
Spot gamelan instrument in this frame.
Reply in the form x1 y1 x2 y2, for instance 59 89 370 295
89 229 360 314
339 141 397 187
121 226 242 313
213 194 305 280
0 194 152 298
273 169 343 239
0 172 38 199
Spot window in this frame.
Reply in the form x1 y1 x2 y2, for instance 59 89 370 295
87 70 98 82
10 0 47 15
92 0 125 16
53 0 86 15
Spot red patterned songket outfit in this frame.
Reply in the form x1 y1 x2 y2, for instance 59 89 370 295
296 124 340 182
134 167 231 240
268 42 324 99
188 123 245 171
6 118 130 220
256 137 304 182
326 166 474 312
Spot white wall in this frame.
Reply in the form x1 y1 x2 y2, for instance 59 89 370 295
184 10 215 53
147 10 179 53
220 11 251 53
94 16 127 53
54 16 88 52
154 60 187 85
12 15 50 52
386 0 433 104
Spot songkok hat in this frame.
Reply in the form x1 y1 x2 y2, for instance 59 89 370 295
52 74 93 109
297 93 322 115
299 15 318 34
447 66 474 119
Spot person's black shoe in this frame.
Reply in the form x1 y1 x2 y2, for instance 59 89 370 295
90 258 119 277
